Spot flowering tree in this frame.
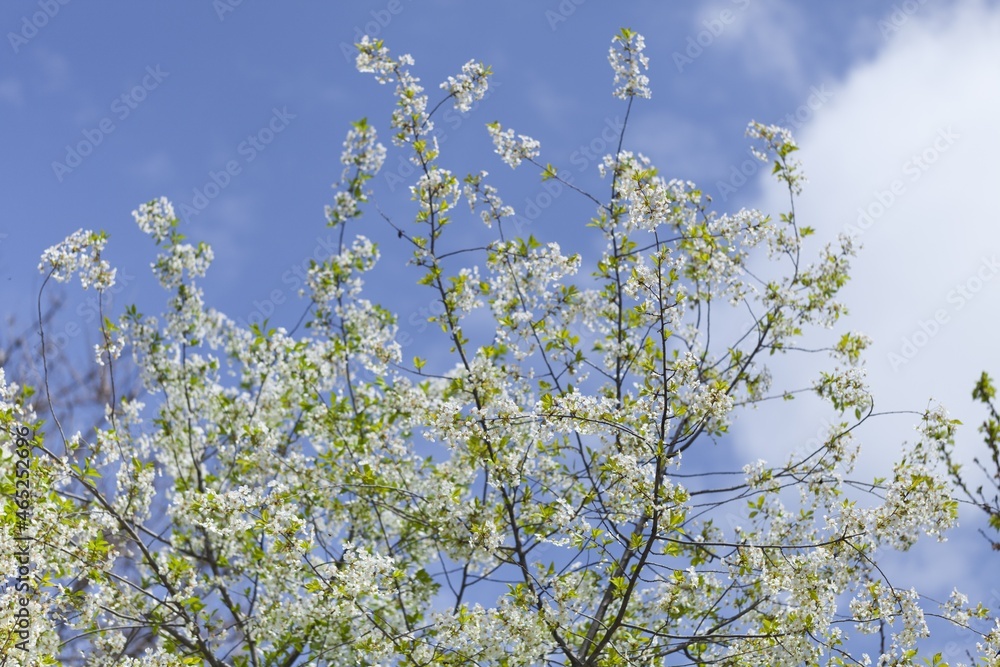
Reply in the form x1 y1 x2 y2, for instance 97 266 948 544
2 28 998 667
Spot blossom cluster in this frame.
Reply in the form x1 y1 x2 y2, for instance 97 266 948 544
608 27 650 99
747 121 805 195
440 59 492 113
132 196 177 244
37 228 116 290
356 35 431 148
340 118 386 179
354 35 395 83
326 120 386 229
486 121 540 169
815 366 872 414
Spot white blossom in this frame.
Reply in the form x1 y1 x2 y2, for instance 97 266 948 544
38 228 116 290
354 35 395 83
440 59 491 113
132 196 176 244
486 121 540 169
815 366 871 413
340 118 386 177
608 28 651 99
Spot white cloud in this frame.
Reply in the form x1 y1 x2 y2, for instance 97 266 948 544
734 0 1000 485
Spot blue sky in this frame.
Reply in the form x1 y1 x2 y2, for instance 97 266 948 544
4 0 1000 651
1 0 927 319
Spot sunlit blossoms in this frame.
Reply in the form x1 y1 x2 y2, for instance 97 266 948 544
410 167 461 218
355 35 431 147
354 35 394 84
38 228 116 290
132 196 177 244
815 366 872 414
748 120 805 195
340 117 386 177
486 121 540 169
440 59 492 113
609 27 650 99
5 27 998 667
599 151 672 231
328 118 386 225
